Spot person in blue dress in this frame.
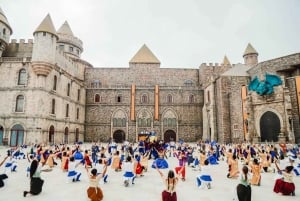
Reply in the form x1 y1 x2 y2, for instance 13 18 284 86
152 149 169 169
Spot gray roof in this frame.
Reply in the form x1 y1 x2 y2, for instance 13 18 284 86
221 63 251 76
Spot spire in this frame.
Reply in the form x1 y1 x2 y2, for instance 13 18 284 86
243 43 258 56
129 44 160 64
0 7 12 33
222 55 231 65
33 14 57 37
57 21 74 36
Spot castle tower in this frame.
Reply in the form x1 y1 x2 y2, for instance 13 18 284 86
57 21 83 58
243 43 258 66
32 14 58 76
0 7 13 57
222 55 231 66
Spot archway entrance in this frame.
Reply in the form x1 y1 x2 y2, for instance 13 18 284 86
113 130 125 143
164 130 176 142
49 125 54 144
10 124 24 146
260 111 280 142
0 126 3 145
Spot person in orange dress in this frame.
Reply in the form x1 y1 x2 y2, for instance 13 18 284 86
111 150 121 172
250 158 262 185
227 154 239 178
61 151 68 172
259 149 270 172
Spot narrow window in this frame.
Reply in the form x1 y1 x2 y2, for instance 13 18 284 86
189 94 195 103
77 89 80 101
67 83 70 96
76 108 79 120
141 94 148 103
15 95 24 112
117 95 122 103
51 99 55 114
66 104 69 117
18 69 27 85
167 94 173 103
53 75 57 91
95 94 100 103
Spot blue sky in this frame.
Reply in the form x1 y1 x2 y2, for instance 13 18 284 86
1 0 300 68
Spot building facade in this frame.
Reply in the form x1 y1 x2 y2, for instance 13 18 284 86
0 8 299 145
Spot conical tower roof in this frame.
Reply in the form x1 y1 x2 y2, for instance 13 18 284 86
0 7 12 33
129 44 160 64
222 55 231 65
57 21 74 36
33 14 57 37
243 43 258 56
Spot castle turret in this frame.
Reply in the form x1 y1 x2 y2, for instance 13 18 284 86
57 21 83 58
32 14 58 76
243 43 258 66
0 7 13 57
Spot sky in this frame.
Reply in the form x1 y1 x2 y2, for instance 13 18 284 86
1 0 300 68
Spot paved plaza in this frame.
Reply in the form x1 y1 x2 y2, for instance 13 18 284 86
0 144 299 201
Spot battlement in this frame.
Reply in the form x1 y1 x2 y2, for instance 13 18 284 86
10 39 33 44
200 62 232 68
2 39 33 57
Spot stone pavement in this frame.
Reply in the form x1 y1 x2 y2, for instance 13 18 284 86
0 145 299 201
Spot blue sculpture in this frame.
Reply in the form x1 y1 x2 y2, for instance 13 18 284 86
248 73 282 95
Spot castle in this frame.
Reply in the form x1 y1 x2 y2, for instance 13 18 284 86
0 8 299 146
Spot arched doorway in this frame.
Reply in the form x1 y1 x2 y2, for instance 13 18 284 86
64 127 69 144
0 126 3 145
260 111 280 142
164 130 176 142
10 124 24 146
113 130 125 143
49 125 54 144
75 128 79 142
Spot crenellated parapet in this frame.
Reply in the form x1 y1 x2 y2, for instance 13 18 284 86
31 61 53 76
199 62 231 88
3 39 33 57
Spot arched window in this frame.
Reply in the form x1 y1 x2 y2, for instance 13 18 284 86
18 69 27 85
67 83 70 96
141 94 148 103
15 95 24 112
189 94 195 103
53 75 57 91
51 99 55 114
167 94 173 103
3 28 6 35
95 94 100 103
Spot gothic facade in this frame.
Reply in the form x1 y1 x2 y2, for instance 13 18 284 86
0 7 299 145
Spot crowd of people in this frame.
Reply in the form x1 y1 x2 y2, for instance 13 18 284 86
0 139 299 201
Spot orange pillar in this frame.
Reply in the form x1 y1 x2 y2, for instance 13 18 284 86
131 84 135 121
295 77 300 114
155 85 159 120
241 86 248 140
